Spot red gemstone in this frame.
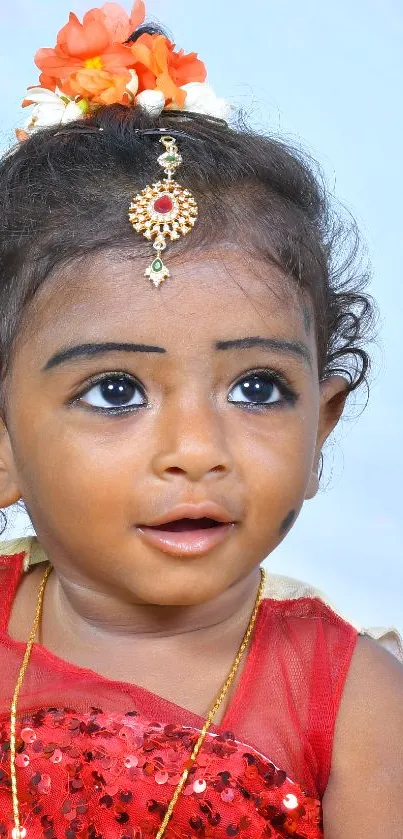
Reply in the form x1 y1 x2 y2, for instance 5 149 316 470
153 194 173 214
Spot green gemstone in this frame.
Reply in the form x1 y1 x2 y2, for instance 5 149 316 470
158 151 179 166
152 258 163 272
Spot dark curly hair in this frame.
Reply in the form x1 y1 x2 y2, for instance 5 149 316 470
0 99 374 405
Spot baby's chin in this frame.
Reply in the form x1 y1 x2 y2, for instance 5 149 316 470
115 562 245 609
93 545 257 611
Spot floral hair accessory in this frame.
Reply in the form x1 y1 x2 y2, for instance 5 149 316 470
128 133 198 287
18 1 230 138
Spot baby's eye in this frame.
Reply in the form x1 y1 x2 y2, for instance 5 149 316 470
228 372 287 406
79 375 146 411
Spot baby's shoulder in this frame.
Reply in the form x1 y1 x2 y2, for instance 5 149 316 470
323 633 403 836
335 632 403 728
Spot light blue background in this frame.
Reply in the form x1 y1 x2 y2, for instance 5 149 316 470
1 1 402 633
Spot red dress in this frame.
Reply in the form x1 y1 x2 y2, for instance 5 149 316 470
0 552 357 838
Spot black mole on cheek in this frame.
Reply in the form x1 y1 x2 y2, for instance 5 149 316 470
279 509 297 535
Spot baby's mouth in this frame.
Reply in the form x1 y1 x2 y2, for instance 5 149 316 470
136 517 235 557
146 517 223 532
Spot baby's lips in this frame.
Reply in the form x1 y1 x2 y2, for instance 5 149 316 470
138 500 237 529
144 518 226 532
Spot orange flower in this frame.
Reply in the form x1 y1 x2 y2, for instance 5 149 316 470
101 0 145 42
129 37 158 90
33 73 57 92
57 9 110 59
167 47 207 87
68 67 133 105
15 129 29 142
34 1 145 90
131 33 207 107
24 1 212 116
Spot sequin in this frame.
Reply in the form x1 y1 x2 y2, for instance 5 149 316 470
283 793 299 810
38 772 51 794
14 753 29 768
0 708 323 838
221 788 235 803
193 779 207 793
124 754 139 769
239 816 252 830
20 727 36 744
105 783 119 796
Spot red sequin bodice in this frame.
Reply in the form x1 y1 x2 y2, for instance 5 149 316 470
0 552 358 837
0 707 322 838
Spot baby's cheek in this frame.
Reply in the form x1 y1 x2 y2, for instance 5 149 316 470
243 448 308 546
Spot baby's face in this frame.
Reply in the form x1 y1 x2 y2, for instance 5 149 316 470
3 247 344 605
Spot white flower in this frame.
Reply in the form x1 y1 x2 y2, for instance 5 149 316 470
180 82 231 121
22 87 87 135
135 89 165 116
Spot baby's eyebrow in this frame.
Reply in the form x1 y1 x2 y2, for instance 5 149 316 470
43 336 312 372
215 337 312 368
42 342 166 371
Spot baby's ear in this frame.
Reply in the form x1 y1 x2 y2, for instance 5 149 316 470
306 375 349 500
0 420 22 507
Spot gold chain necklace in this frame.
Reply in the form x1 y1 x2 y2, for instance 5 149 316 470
10 564 266 839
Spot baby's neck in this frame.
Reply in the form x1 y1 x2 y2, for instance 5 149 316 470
48 564 261 640
9 563 262 717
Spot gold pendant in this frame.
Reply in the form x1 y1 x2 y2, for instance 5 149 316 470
128 136 198 287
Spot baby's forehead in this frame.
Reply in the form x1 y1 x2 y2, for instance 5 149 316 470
27 246 312 339
12 247 319 382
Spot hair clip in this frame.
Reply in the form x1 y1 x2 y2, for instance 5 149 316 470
54 126 104 137
132 128 204 142
128 135 198 287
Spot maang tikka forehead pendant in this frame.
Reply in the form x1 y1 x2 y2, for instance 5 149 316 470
128 135 198 287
